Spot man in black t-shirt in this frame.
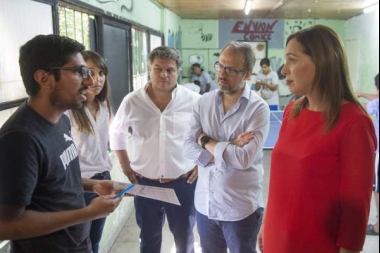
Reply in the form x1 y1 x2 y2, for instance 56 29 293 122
0 35 122 253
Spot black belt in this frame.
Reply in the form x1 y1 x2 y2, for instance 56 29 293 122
142 171 191 184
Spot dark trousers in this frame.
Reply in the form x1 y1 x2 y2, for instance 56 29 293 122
135 176 196 253
196 208 264 253
84 171 111 253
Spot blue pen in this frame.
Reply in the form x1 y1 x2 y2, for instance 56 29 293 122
114 184 135 198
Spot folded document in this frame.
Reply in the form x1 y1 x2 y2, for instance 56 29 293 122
113 182 181 206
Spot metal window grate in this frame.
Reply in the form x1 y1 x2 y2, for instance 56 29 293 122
58 6 93 49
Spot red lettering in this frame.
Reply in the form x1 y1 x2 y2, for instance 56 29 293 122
267 20 279 31
232 21 244 33
243 33 272 41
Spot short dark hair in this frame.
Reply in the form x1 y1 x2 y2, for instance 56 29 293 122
375 74 379 89
19 34 85 97
192 63 204 72
260 58 270 67
149 46 182 69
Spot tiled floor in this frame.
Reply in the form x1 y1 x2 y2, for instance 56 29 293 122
108 150 379 253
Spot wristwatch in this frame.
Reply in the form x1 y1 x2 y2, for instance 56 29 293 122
200 136 211 149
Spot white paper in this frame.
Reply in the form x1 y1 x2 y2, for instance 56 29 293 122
113 182 181 206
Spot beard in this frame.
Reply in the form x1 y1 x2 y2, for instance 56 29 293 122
218 79 246 95
49 87 85 110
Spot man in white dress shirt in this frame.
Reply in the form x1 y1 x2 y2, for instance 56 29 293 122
184 41 270 253
109 46 200 253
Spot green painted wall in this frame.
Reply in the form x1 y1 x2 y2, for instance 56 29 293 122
316 19 345 41
345 10 379 94
180 20 219 82
180 18 346 85
163 9 182 47
77 0 182 41
77 0 162 31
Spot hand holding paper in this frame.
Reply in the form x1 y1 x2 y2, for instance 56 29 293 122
114 184 135 198
113 182 181 206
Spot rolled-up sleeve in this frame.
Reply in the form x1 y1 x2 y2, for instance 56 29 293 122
109 98 129 150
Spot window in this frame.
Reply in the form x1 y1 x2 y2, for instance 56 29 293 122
132 28 148 90
0 0 53 113
58 6 94 49
150 33 162 51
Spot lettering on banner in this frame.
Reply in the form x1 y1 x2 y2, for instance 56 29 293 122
231 20 279 42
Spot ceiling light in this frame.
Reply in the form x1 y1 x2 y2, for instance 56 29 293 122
364 0 379 6
244 0 253 15
364 2 379 13
271 0 284 11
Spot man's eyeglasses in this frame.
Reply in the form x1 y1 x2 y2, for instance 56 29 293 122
214 62 246 76
45 66 92 79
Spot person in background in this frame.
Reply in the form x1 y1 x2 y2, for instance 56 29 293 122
67 50 114 252
110 46 200 253
183 80 201 94
255 58 280 110
184 41 270 253
192 63 217 94
258 25 377 253
0 34 122 253
358 74 379 236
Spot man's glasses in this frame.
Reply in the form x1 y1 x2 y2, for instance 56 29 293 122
46 66 92 79
214 62 246 76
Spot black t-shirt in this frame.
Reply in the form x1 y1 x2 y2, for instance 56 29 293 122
0 102 91 253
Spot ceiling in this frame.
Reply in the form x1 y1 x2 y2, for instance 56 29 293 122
152 0 378 20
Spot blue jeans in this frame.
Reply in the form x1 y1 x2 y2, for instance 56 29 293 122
135 176 196 253
84 171 111 253
196 208 264 253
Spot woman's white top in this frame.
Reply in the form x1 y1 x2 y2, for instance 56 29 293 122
68 101 113 178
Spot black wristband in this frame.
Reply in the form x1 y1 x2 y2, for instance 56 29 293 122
200 136 211 149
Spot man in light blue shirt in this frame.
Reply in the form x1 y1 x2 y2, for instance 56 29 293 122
184 41 270 253
359 73 379 236
191 63 217 94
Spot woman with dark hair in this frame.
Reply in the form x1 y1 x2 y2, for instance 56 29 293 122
68 50 113 253
258 25 377 253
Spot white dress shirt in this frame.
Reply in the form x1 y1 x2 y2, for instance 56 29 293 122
182 83 201 94
110 83 201 179
68 101 113 178
184 84 270 221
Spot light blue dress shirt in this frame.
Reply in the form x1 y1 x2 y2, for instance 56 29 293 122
184 84 270 221
192 72 217 93
367 98 379 153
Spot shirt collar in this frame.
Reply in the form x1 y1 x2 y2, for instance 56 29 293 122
143 82 179 93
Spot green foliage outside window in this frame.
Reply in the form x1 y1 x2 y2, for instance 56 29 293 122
58 6 93 49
